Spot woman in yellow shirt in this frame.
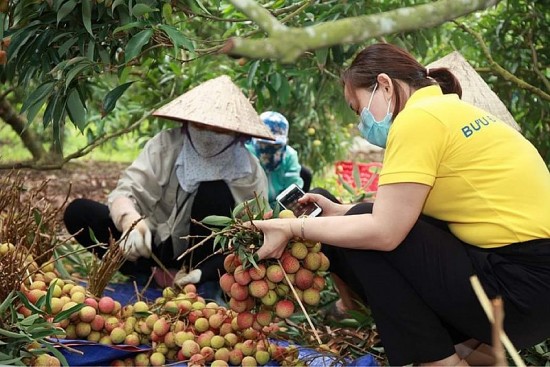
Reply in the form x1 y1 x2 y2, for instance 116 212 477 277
251 43 550 366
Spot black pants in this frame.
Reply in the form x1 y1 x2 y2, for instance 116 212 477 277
300 166 312 193
323 203 550 365
63 181 234 282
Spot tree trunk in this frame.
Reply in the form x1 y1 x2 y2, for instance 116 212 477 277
0 95 47 162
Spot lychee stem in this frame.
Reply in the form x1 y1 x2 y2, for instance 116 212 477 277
277 259 322 345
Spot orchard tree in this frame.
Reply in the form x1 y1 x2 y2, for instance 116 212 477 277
0 0 546 172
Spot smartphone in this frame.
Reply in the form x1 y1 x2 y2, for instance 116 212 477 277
276 183 322 218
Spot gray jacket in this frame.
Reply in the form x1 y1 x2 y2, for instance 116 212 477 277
108 128 269 258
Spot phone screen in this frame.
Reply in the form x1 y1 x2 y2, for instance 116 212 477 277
278 186 321 217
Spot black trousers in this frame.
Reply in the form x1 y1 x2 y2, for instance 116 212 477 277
324 202 550 365
63 181 234 282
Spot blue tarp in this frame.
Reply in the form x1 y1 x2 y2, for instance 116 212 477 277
56 339 378 366
58 282 378 366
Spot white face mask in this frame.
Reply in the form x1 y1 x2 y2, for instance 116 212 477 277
186 123 237 158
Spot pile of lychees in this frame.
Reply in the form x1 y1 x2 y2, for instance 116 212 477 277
5 244 300 367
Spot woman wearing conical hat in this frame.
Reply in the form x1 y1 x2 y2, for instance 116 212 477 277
63 76 273 292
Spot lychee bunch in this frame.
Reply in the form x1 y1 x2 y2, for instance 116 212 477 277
220 235 330 323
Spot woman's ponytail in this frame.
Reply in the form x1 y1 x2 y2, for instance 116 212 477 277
428 67 462 98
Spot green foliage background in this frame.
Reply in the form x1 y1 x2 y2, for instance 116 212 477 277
0 0 548 174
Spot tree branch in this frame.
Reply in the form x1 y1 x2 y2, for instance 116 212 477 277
62 109 155 162
527 28 550 92
231 0 286 34
457 23 550 102
222 0 501 63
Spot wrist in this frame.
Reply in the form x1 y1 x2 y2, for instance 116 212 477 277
121 211 141 232
287 218 299 239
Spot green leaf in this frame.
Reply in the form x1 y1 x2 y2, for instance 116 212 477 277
57 0 77 24
247 60 260 89
278 77 290 105
112 21 146 35
21 81 55 113
19 314 41 327
66 88 87 131
111 0 127 12
43 343 69 366
352 163 361 189
65 61 92 90
201 215 232 227
53 303 84 323
162 3 173 25
158 24 194 51
16 291 45 316
124 29 153 62
82 0 93 36
315 47 329 68
0 328 27 339
44 280 59 315
0 291 15 314
101 81 134 117
58 37 78 57
132 3 157 17
269 73 282 91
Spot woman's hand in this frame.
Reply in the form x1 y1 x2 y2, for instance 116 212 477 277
252 218 296 260
298 193 347 217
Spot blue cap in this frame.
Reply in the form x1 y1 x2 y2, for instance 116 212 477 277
256 111 289 145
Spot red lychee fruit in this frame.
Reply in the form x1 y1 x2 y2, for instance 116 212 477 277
214 347 230 362
295 268 314 290
219 273 235 294
228 348 244 365
275 299 295 319
78 305 97 323
153 317 170 337
149 352 165 367
236 311 255 330
303 252 322 271
312 275 326 290
233 265 252 285
248 279 269 298
281 255 300 274
303 288 321 306
110 327 126 344
230 282 249 301
319 253 330 271
248 264 266 280
290 241 308 260
98 296 115 314
255 309 273 326
181 339 201 358
266 264 285 283
228 297 248 313
223 253 240 273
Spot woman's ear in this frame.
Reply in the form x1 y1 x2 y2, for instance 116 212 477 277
376 73 393 100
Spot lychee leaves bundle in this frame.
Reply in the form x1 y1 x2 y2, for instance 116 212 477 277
200 195 269 269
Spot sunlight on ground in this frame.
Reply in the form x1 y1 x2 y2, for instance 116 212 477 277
0 124 140 163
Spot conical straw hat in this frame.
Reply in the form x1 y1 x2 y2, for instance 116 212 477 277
153 75 275 140
427 52 520 131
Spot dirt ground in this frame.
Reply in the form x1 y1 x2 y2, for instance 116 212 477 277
5 160 128 218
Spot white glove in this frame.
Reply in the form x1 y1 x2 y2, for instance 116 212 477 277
174 268 202 287
120 220 152 262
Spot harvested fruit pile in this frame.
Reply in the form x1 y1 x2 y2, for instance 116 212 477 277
1 241 302 366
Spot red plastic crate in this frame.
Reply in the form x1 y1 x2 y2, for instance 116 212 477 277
335 161 382 192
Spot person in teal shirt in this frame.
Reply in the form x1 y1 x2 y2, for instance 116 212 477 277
246 111 305 208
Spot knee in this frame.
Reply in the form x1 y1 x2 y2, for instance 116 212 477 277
345 202 373 215
309 187 341 203
63 198 90 232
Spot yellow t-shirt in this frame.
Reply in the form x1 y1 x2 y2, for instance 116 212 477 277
379 85 550 248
